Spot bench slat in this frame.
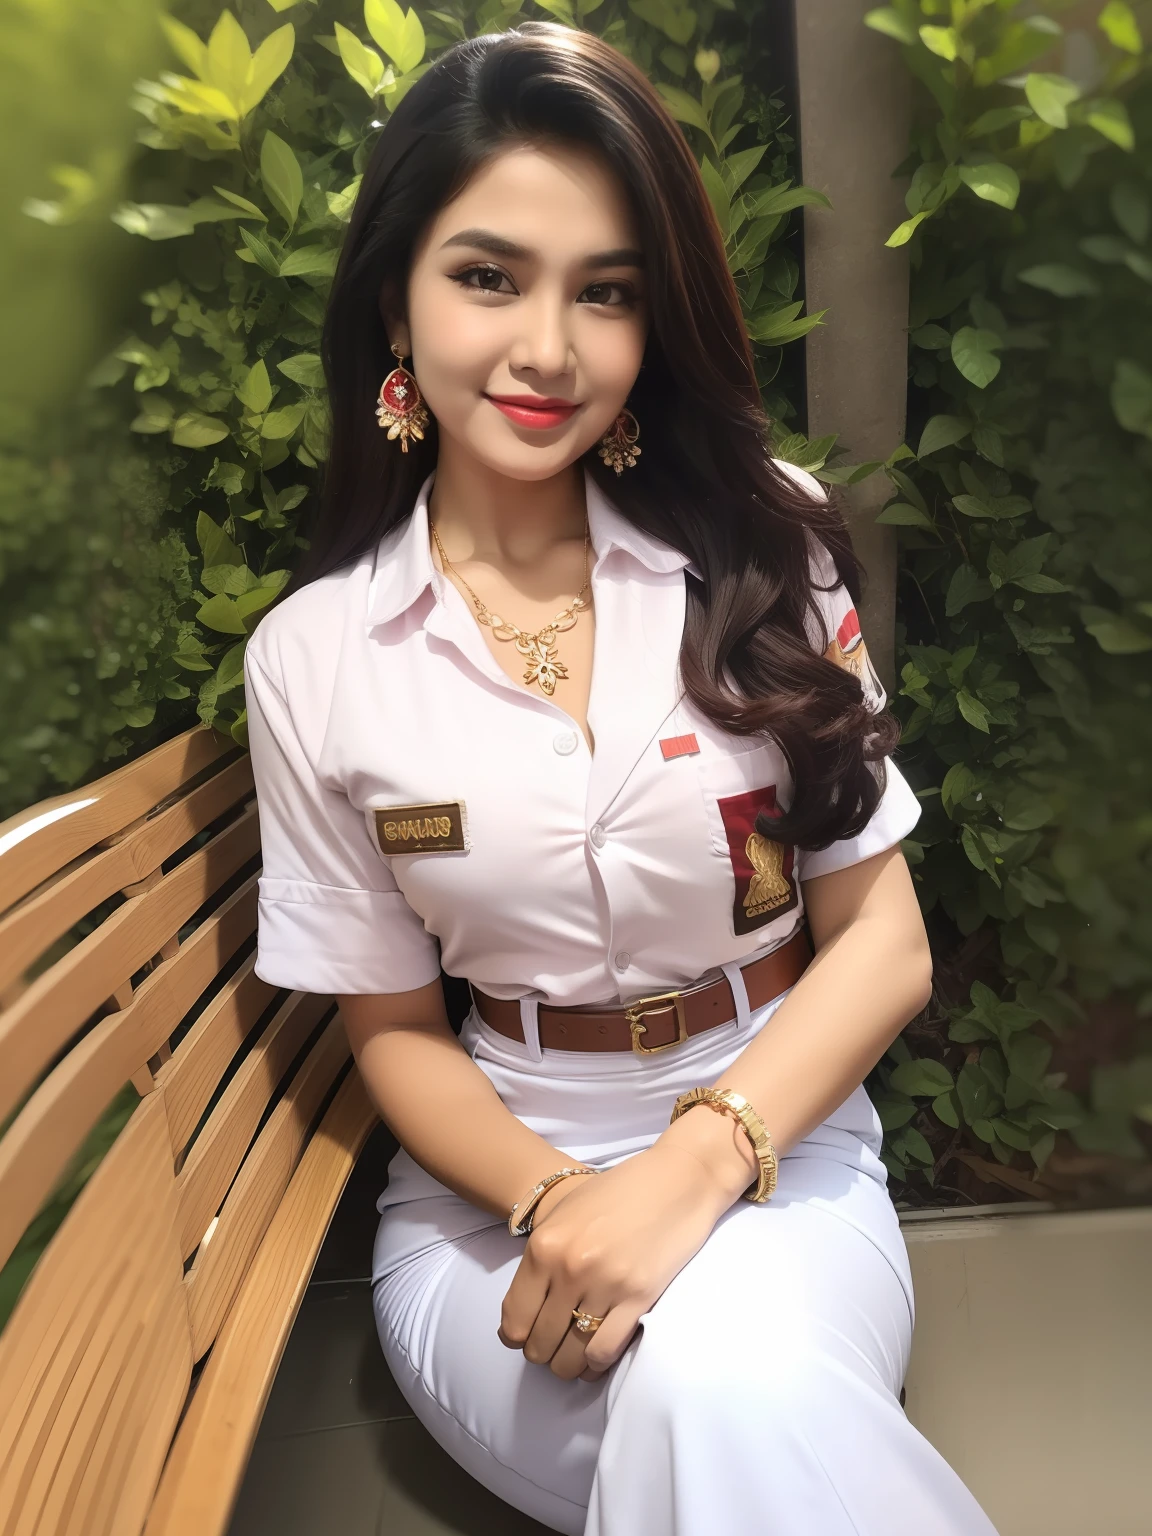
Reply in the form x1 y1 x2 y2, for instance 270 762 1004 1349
144 1069 377 1536
154 955 277 1158
175 991 333 1260
0 755 254 998
0 1093 192 1536
0 727 234 912
0 805 260 1125
184 1015 352 1360
0 880 259 1276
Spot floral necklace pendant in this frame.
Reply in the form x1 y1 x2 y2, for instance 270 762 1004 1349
430 522 592 697
515 630 569 696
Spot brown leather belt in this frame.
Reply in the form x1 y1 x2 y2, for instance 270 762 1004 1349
471 930 812 1056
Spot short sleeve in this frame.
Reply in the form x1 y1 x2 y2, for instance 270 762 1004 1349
244 644 443 995
794 534 922 882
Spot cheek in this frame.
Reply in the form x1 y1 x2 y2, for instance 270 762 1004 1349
578 314 647 397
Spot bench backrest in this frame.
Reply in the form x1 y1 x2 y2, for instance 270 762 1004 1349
0 725 365 1536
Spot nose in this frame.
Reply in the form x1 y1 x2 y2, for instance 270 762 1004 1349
507 284 575 380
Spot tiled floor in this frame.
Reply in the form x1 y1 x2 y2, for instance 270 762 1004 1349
227 1124 554 1536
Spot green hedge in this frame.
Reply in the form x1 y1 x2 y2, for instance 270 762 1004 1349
864 2 1152 1200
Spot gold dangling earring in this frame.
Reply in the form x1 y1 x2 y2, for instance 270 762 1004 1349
597 407 641 475
376 341 430 451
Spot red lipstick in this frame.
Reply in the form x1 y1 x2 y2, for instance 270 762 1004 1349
485 393 579 430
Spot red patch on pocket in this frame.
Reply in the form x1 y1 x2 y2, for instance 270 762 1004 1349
716 785 798 935
659 733 700 760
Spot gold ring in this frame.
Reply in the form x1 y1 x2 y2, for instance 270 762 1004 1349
571 1308 606 1335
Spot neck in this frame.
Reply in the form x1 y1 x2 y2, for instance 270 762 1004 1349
428 436 587 572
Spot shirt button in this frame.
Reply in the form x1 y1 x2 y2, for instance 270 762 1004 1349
614 951 631 971
553 730 578 756
589 824 606 849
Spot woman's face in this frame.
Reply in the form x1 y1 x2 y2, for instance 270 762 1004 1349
393 140 649 482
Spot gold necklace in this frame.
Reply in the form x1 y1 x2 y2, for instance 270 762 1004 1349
429 520 591 697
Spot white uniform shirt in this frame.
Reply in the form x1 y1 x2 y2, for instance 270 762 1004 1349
244 462 920 1004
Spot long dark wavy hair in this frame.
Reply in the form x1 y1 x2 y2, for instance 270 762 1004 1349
277 20 897 850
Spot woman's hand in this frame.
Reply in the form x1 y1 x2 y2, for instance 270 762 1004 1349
498 1102 759 1382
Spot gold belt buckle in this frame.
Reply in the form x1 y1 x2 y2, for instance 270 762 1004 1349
624 990 688 1055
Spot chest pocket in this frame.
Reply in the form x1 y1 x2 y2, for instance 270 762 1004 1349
685 725 801 936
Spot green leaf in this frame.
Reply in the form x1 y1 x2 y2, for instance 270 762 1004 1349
919 25 961 61
1024 73 1081 130
951 326 1002 388
197 512 243 568
365 0 426 73
1081 607 1152 654
863 8 916 46
966 105 1031 138
261 403 308 439
236 359 273 413
874 1092 918 1130
885 210 931 248
277 353 326 388
1112 359 1152 435
1017 263 1100 298
243 24 295 116
279 246 338 279
212 185 267 220
952 562 995 614
654 82 711 134
326 176 363 223
1098 1 1143 54
334 22 384 95
876 501 937 531
239 227 282 278
917 414 970 457
932 1091 960 1129
1086 99 1135 152
941 762 978 812
957 162 1019 210
260 131 303 229
699 156 730 236
956 688 991 732
160 15 209 77
890 1059 954 1097
196 594 248 635
171 411 230 448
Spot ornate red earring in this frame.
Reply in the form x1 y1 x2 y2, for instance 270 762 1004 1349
376 342 430 451
597 407 641 475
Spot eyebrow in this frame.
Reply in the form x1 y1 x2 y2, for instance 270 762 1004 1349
439 227 645 269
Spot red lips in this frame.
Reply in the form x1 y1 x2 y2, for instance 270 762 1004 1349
485 393 580 430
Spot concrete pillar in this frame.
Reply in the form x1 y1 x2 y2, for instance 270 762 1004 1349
794 3 912 688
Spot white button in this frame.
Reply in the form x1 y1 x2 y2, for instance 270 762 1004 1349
589 823 606 849
553 730 578 756
614 951 631 971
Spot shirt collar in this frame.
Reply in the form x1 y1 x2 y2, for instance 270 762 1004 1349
365 465 692 629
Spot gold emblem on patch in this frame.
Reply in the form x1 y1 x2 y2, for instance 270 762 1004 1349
744 833 792 918
373 801 467 855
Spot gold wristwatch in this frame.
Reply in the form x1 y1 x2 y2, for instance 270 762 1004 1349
669 1086 779 1203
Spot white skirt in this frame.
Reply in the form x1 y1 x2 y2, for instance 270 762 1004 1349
371 987 1000 1536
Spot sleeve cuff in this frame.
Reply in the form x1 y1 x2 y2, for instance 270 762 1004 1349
254 877 443 995
796 759 922 883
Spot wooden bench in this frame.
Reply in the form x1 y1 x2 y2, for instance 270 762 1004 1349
0 724 378 1536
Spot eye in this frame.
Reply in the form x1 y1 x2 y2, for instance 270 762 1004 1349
579 281 638 308
449 264 518 296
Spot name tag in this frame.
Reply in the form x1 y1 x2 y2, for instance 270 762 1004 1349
373 801 468 855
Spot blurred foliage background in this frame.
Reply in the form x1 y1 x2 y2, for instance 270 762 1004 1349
0 0 1149 1265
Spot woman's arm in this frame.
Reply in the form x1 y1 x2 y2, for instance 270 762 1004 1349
499 844 932 1381
338 982 585 1218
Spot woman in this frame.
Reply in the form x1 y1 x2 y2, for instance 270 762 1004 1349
244 21 999 1536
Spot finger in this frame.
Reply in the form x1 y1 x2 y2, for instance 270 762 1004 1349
579 1303 644 1375
498 1251 551 1351
521 1281 583 1368
548 1297 630 1382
